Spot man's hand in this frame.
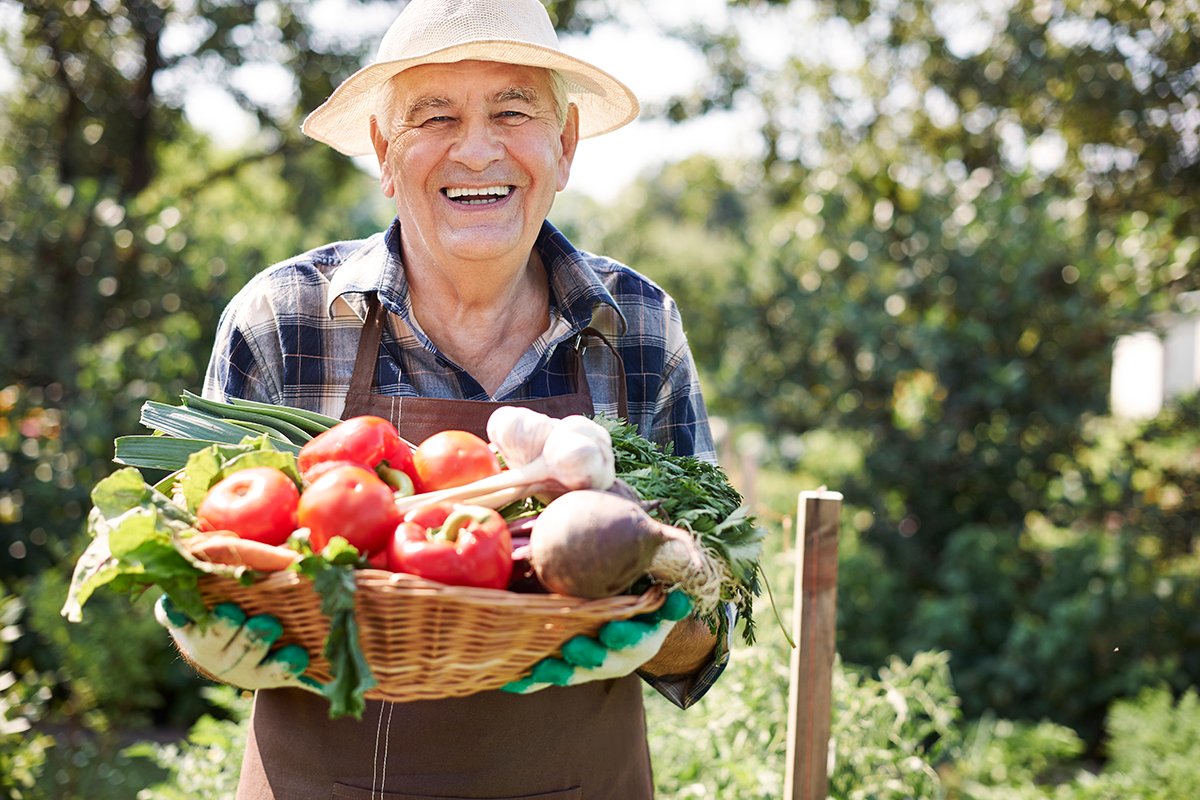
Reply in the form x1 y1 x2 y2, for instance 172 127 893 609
502 590 695 693
155 595 322 693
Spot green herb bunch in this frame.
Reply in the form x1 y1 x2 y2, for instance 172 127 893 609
596 415 766 645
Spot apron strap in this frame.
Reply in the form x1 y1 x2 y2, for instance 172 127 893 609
575 326 629 420
347 294 629 420
347 293 387 402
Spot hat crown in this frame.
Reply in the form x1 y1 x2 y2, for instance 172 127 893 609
301 0 639 155
379 0 560 61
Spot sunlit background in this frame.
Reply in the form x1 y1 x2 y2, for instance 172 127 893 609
2 1 1200 797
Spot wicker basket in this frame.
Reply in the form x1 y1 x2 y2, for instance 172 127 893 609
197 569 665 702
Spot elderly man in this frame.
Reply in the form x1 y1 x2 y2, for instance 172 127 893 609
163 0 729 797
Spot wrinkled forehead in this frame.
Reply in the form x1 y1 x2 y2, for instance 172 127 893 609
384 60 556 115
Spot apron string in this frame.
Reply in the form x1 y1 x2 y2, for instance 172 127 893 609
348 293 387 401
575 326 629 421
348 293 629 420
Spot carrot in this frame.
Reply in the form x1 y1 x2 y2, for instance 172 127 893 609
185 533 302 572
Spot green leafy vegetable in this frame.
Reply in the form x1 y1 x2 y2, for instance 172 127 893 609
173 435 302 512
62 467 208 624
114 395 338 472
597 415 766 644
114 435 221 472
140 400 298 450
223 395 342 433
297 539 377 720
181 391 316 443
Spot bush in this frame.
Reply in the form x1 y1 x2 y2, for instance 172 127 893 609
839 520 1200 750
125 687 247 800
828 652 960 800
1093 686 1200 799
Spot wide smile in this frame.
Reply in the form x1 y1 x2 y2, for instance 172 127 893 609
442 185 514 206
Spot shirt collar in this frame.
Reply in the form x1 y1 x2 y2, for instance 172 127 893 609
326 220 407 321
327 219 627 335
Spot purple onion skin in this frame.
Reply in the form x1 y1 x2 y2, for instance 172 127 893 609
507 535 547 593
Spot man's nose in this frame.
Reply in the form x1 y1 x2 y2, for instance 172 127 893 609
449 117 504 170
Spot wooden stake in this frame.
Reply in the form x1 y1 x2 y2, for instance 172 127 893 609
784 490 842 800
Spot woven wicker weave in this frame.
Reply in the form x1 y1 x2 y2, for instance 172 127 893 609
197 569 665 702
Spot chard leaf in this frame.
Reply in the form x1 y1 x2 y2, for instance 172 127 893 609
298 539 376 720
61 510 121 623
61 467 206 623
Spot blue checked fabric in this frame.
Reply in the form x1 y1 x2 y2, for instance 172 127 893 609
202 218 728 707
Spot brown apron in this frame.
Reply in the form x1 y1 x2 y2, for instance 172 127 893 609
236 295 652 800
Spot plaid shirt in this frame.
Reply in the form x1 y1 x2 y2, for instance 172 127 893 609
203 218 728 707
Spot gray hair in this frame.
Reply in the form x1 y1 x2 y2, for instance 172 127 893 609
375 67 571 140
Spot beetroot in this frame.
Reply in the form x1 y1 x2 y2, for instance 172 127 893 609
529 490 712 600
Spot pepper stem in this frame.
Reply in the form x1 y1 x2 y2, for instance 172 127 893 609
438 505 495 543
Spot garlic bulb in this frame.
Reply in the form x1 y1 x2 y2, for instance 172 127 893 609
486 406 557 468
554 414 613 451
540 425 616 492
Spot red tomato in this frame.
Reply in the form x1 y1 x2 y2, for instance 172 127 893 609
298 416 416 483
412 430 501 493
366 548 391 570
301 459 367 485
298 464 401 556
195 467 300 546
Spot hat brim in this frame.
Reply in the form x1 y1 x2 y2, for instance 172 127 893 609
301 40 640 156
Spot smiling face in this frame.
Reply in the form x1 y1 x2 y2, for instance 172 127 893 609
370 60 579 273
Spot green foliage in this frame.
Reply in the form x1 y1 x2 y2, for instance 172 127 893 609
1047 393 1200 558
22 569 207 730
646 643 791 798
125 687 248 800
831 515 1200 749
0 588 53 799
1096 686 1200 799
581 0 1200 586
827 652 960 799
947 715 1086 799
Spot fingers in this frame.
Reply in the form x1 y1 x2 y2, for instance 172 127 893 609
160 597 319 691
561 635 607 669
255 644 320 691
503 614 679 695
154 594 190 629
217 610 283 675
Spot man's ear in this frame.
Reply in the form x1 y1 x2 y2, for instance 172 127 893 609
369 115 396 198
556 104 580 192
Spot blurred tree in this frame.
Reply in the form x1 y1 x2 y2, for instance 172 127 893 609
0 0 383 770
0 0 381 579
611 0 1200 579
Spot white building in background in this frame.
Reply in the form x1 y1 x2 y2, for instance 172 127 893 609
1111 292 1200 419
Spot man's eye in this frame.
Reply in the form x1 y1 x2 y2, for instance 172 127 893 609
497 110 529 121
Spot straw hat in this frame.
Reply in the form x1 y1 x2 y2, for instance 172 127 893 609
301 0 641 156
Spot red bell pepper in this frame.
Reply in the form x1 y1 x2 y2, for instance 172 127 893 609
298 416 416 493
388 503 512 590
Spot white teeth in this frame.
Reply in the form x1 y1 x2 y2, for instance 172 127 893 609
445 185 511 199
